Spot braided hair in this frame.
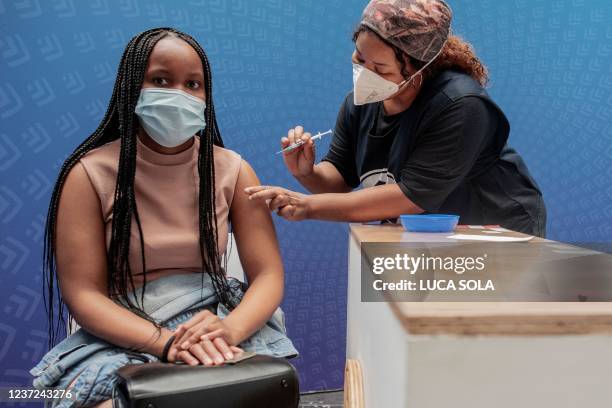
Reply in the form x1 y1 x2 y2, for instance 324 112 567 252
43 27 235 349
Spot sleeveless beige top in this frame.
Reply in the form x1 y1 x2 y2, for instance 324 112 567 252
78 135 242 286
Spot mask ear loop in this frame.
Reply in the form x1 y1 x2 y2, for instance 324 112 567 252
398 36 449 92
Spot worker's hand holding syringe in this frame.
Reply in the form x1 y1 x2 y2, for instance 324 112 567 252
279 126 332 178
243 125 340 220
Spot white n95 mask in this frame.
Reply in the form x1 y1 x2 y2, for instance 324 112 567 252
352 45 445 106
352 63 409 105
134 88 206 147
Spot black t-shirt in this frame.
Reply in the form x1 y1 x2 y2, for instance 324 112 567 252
321 70 547 237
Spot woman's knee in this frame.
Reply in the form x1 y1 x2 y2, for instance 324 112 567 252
64 359 121 407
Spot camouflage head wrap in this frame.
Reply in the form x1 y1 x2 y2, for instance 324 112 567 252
359 0 452 62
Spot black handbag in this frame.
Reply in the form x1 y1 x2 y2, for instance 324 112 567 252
112 354 299 408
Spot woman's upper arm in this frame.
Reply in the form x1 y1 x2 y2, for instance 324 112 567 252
55 161 108 310
229 160 283 283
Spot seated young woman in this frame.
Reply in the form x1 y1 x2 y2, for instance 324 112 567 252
30 27 297 408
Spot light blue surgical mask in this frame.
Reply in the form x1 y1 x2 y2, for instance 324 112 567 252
134 88 206 148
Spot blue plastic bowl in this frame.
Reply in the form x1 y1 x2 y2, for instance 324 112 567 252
399 214 459 232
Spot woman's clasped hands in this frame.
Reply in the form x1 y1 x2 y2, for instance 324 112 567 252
165 309 244 366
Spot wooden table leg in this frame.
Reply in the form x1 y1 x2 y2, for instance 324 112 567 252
344 359 365 408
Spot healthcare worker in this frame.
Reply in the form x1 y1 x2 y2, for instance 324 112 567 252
245 0 546 237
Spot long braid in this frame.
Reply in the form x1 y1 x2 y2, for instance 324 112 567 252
179 34 235 308
107 30 166 315
43 27 234 349
42 44 125 346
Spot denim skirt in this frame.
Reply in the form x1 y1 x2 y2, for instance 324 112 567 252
29 273 299 407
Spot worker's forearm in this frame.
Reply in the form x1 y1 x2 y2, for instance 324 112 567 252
295 162 350 194
294 164 332 193
307 191 384 222
67 291 174 357
221 271 283 345
306 185 423 222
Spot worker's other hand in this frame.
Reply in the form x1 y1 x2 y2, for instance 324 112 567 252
281 126 315 178
244 186 310 221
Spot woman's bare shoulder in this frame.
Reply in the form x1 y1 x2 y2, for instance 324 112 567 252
60 139 121 213
78 138 121 168
213 144 242 165
61 160 100 212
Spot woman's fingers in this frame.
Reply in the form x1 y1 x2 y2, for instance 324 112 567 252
173 311 212 345
177 350 200 366
172 325 185 344
212 337 234 360
172 325 187 348
188 343 214 366
200 339 225 365
200 328 224 342
230 346 244 354
181 316 220 349
167 344 179 362
199 331 241 360
174 345 242 366
169 321 245 366
166 327 184 362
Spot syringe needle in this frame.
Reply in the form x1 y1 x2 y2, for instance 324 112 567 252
275 129 333 154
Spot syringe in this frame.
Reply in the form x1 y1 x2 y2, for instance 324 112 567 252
275 129 333 155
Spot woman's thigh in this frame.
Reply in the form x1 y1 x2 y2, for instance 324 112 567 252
51 305 214 406
59 351 139 407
